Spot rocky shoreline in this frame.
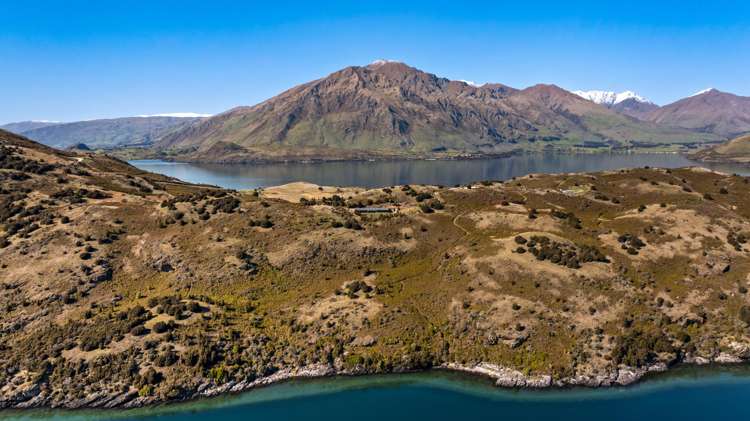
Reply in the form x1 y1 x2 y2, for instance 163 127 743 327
4 350 749 411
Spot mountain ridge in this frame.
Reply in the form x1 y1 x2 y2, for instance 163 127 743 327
7 64 746 162
0 121 61 134
2 116 207 150
155 62 718 162
644 89 750 138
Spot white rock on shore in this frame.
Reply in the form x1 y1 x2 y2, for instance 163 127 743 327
228 364 336 394
441 362 552 388
440 361 671 388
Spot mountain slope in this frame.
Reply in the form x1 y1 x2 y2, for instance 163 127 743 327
157 61 532 160
692 133 750 163
157 62 717 162
504 84 698 145
646 89 750 138
611 98 660 120
14 116 204 149
0 120 60 134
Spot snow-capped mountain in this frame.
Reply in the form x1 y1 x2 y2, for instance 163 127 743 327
572 90 652 106
136 112 213 118
572 90 659 120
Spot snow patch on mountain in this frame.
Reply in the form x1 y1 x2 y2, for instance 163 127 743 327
369 59 401 66
689 88 717 97
573 90 652 106
136 113 213 118
459 80 483 87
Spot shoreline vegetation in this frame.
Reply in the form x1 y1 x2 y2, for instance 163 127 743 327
4 358 750 411
123 357 750 409
4 131 750 412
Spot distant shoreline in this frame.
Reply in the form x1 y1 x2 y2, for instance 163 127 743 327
127 149 701 166
109 144 724 166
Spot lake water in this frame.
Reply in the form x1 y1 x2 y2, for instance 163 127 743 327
130 153 750 189
4 366 750 421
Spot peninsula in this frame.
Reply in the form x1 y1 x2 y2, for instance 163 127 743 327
2 129 750 408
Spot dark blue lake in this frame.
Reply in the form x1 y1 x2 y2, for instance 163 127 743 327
130 153 750 190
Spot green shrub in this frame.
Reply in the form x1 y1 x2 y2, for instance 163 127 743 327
612 329 674 367
415 192 433 202
419 203 433 214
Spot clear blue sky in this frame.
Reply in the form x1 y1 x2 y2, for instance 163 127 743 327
1 0 748 123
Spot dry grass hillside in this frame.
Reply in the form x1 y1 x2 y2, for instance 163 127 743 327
3 129 750 408
692 133 750 163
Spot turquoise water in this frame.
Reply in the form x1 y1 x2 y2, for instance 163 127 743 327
4 366 750 420
130 153 750 190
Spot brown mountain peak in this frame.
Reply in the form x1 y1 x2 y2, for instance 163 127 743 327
366 59 409 70
646 89 750 138
155 63 721 162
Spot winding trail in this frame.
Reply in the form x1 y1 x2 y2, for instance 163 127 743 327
452 212 470 235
